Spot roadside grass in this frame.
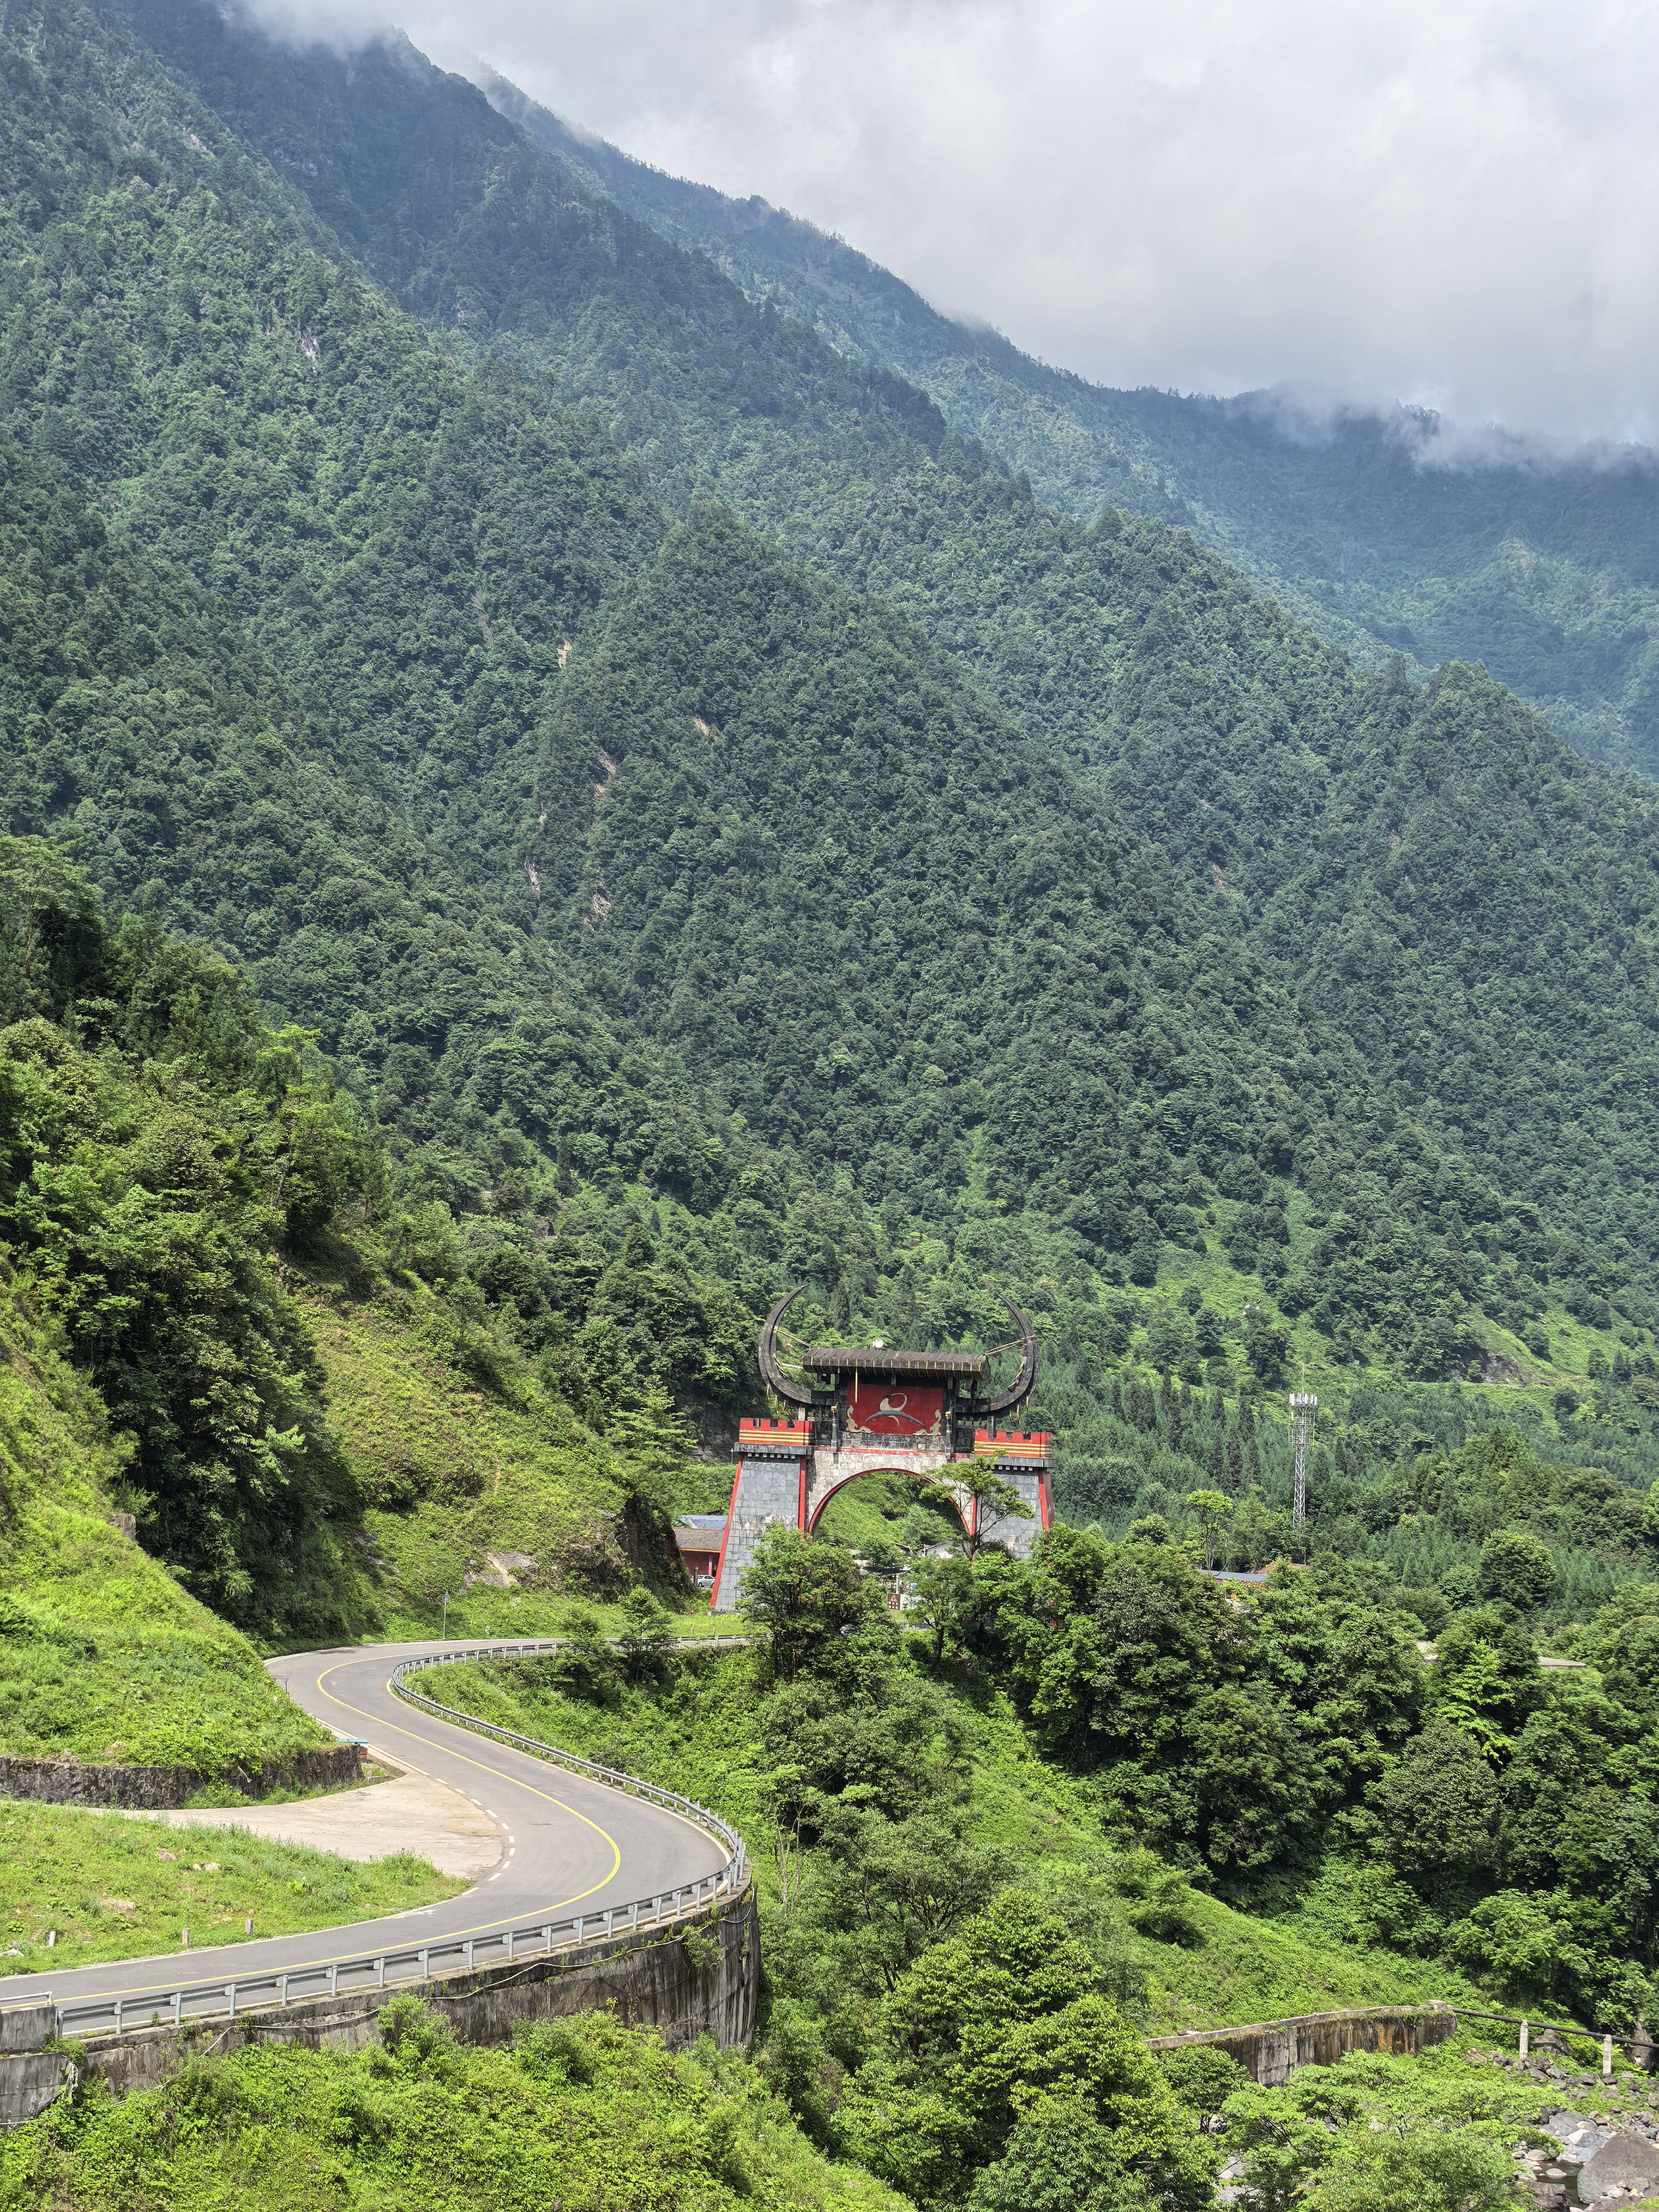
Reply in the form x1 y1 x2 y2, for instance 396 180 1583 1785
0 1574 333 1775
0 1802 464 1973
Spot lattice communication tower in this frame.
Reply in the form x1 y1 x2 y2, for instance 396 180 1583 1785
1289 1392 1318 1530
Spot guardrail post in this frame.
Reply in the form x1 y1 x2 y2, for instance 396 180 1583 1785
329 1964 338 1998
604 1909 613 1938
419 1947 429 1980
541 1925 551 1954
465 1939 474 1971
114 1998 123 2037
280 1974 288 2007
377 1957 386 1989
630 1903 638 1931
227 1984 236 2022
172 1990 181 2027
505 1930 514 1962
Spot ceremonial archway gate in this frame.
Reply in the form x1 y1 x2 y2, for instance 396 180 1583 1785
710 1292 1051 1613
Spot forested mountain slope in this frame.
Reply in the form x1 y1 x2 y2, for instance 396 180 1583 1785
2 0 1659 1618
11 14 1659 2197
30 0 1659 1304
0 844 374 1634
484 71 1659 785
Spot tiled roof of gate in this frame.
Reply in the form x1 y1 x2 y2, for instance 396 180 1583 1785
801 1346 988 1378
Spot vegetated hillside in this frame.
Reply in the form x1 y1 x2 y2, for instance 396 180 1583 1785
1047 1366 1659 1630
0 1181 333 1770
1035 520 1659 1282
485 69 1659 785
421 1528 1659 2202
0 1999 912 2212
93 0 1659 1307
0 838 375 1644
293 1265 689 1636
0 839 709 1642
4 0 1659 1637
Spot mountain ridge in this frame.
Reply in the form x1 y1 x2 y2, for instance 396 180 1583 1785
479 64 1659 784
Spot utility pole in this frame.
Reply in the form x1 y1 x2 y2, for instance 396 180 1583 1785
1290 1393 1317 1531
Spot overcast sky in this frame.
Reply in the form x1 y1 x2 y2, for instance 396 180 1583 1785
245 0 1659 447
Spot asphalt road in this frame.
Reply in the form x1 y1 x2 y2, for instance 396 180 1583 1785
0 1639 727 2019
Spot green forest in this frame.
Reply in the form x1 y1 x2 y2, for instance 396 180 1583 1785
4 0 1659 2202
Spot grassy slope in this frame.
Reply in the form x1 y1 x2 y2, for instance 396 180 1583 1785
0 1274 331 1773
0 1802 460 1973
431 1647 1470 2033
1149 1189 1621 1395
0 1999 906 2211
291 1277 675 1643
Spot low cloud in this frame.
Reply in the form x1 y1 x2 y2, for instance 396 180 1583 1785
237 0 1659 446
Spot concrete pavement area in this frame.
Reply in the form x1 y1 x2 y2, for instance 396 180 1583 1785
123 1753 503 1879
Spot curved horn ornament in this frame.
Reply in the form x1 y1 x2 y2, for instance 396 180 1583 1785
758 1287 814 1408
980 1296 1040 1418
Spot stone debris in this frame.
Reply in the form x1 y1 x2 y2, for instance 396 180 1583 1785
463 1550 539 1590
1577 2127 1659 2203
1502 2106 1659 2209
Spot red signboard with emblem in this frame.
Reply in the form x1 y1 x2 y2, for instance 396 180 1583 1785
846 1382 945 1438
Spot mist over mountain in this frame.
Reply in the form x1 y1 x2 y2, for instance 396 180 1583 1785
463 66 1659 786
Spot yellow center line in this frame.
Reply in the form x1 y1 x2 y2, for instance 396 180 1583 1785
341 1657 729 1853
12 1659 628 2012
313 1660 625 1887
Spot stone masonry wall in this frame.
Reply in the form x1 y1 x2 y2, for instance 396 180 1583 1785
0 1744 362 1811
1 1882 759 2129
1148 2002 1457 2087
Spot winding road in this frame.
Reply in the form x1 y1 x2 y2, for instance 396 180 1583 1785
0 1639 728 2024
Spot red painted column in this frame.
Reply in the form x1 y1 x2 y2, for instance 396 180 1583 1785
708 1461 744 1613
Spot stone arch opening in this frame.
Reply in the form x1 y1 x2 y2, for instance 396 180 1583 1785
807 1466 969 1542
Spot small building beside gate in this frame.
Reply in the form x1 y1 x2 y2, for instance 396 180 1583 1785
673 1516 727 1590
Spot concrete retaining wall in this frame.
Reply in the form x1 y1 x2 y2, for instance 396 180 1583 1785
0 1744 362 1811
1 1881 758 2128
1149 2002 1457 2087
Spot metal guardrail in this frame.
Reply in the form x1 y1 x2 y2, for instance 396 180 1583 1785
38 1640 747 2042
389 1643 747 1869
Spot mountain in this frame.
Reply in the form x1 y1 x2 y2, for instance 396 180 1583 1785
13 2 1659 2190
1 0 1657 1618
0 1239 335 1773
484 71 1659 786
